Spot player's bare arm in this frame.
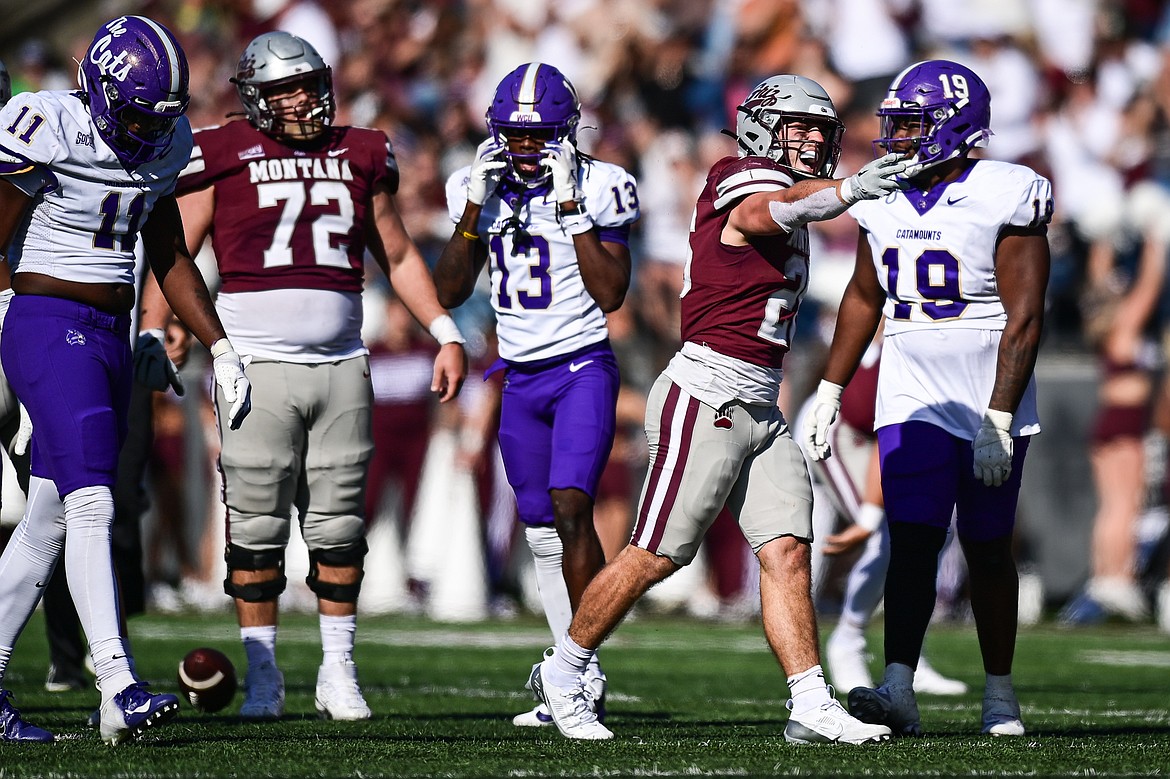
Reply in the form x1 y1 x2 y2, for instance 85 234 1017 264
177 185 216 258
574 237 631 313
367 184 468 401
433 201 490 309
822 230 886 388
987 227 1050 415
0 179 30 251
142 192 227 349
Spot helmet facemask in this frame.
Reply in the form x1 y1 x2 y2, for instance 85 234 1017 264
732 74 844 179
233 32 335 142
485 63 580 189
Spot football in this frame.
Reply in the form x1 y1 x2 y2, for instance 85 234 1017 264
177 647 238 713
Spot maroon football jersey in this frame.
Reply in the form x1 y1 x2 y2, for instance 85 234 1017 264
680 156 811 369
178 121 398 294
839 354 880 437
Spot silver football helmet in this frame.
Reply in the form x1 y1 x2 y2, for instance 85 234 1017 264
232 32 334 139
732 74 844 179
0 58 11 107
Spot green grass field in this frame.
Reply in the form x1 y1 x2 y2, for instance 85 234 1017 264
3 609 1169 777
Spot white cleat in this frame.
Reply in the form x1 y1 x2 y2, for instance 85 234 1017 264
848 683 923 738
315 660 372 720
913 658 968 696
526 649 613 740
982 689 1025 736
512 703 554 727
784 697 892 744
239 661 285 720
826 630 873 694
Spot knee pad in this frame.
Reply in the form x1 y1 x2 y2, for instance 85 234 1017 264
305 539 368 603
223 543 287 602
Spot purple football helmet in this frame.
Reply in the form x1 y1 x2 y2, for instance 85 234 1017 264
874 59 991 172
486 63 580 187
76 16 190 168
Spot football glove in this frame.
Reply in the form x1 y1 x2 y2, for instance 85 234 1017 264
467 137 506 206
840 153 909 204
210 339 252 431
12 402 32 457
973 409 1014 487
804 380 843 461
541 140 583 205
134 328 185 395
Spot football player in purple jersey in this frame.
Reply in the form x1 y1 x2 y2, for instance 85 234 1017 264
0 16 251 744
177 31 467 721
521 74 908 743
435 62 638 728
806 60 1052 737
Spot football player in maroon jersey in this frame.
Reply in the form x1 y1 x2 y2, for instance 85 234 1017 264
523 74 908 742
176 32 467 721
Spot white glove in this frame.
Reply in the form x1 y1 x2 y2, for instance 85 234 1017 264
467 137 506 206
840 153 909 204
541 140 583 204
804 380 844 461
973 409 1014 487
210 339 252 431
12 402 32 457
134 328 185 395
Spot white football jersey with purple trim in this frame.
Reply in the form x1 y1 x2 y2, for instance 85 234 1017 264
0 90 192 286
444 157 639 362
850 159 1051 439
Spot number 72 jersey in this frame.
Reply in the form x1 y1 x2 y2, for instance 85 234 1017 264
850 159 1053 335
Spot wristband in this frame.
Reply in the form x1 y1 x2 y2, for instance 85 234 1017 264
561 209 593 236
856 502 885 533
838 176 857 206
815 379 844 406
140 328 165 341
459 229 479 241
209 338 235 359
984 408 1014 432
428 314 466 345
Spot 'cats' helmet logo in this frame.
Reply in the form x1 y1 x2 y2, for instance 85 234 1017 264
486 62 580 189
731 74 844 179
874 59 992 172
77 16 190 168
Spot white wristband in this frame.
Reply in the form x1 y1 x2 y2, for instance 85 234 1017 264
816 379 844 406
561 210 593 236
428 314 466 345
984 408 1014 432
209 338 235 359
838 176 857 205
856 502 885 533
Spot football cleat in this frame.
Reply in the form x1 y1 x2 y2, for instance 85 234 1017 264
239 661 285 719
783 697 892 745
99 682 180 745
513 666 607 727
0 690 54 742
512 703 554 727
315 660 371 720
848 683 923 738
826 629 873 694
45 662 90 693
526 649 613 740
913 658 968 696
982 688 1025 736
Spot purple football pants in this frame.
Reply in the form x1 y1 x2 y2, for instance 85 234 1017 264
496 341 619 526
877 420 1030 543
1 294 132 497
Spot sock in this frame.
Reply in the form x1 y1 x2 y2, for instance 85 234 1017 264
241 625 278 670
0 478 67 665
320 614 357 666
985 672 1014 697
93 636 137 704
838 523 889 629
524 526 572 640
787 664 832 716
547 633 594 688
0 645 10 683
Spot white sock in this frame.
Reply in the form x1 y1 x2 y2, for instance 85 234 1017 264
548 633 594 688
61 485 136 701
525 526 573 640
320 614 357 666
0 645 11 683
787 664 832 715
242 625 278 670
0 478 66 666
839 522 889 628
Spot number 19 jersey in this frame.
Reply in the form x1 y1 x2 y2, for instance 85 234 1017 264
850 158 1052 439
